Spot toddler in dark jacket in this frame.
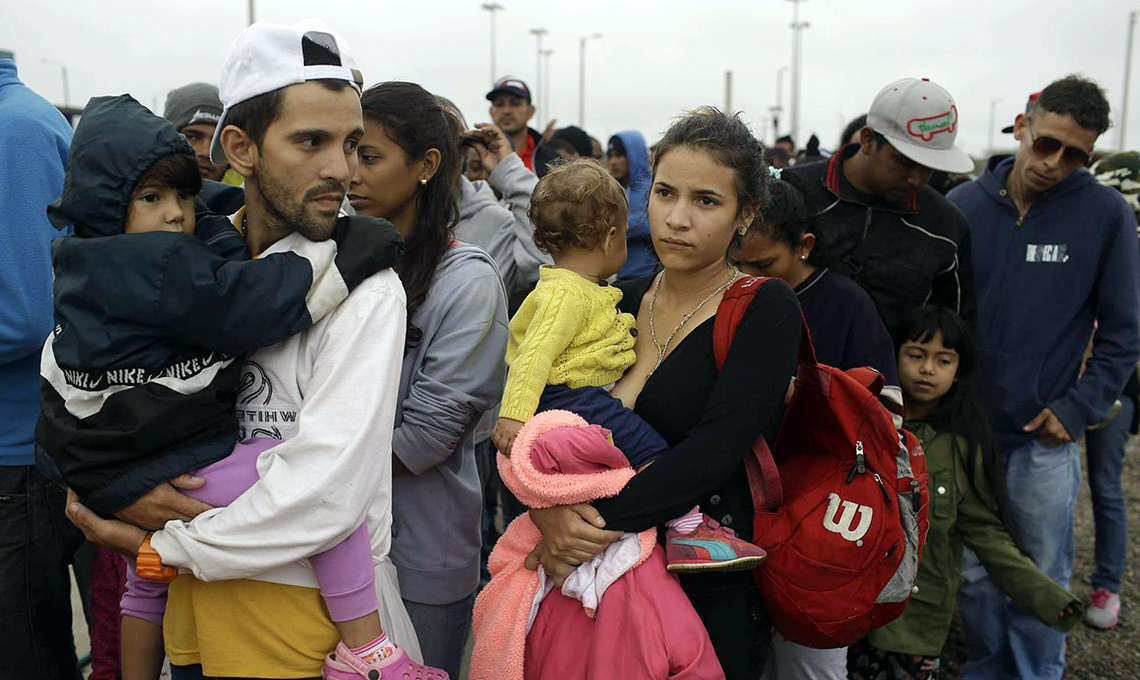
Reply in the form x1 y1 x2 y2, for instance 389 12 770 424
37 95 445 680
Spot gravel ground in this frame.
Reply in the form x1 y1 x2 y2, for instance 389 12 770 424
942 436 1138 679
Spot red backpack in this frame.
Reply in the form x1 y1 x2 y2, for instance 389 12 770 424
713 276 930 649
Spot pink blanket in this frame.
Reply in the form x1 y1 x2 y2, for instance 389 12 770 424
469 410 723 680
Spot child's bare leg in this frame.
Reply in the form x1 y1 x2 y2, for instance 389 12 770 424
121 615 165 680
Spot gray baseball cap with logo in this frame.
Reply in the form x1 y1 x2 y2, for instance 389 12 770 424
866 77 974 173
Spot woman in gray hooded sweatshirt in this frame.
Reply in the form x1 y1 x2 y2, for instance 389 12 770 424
347 81 509 679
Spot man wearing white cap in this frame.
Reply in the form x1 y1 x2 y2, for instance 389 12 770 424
65 19 441 680
786 77 976 339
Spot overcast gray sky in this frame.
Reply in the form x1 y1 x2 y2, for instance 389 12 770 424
2 0 1137 157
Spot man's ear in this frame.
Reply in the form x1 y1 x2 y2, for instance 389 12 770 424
1012 113 1028 143
525 104 536 122
858 126 877 157
221 125 257 178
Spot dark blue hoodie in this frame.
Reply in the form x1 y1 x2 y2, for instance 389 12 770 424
612 130 657 279
949 156 1140 449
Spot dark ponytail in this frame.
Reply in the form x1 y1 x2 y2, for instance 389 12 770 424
360 82 460 347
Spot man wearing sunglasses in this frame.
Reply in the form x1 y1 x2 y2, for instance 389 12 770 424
949 75 1140 680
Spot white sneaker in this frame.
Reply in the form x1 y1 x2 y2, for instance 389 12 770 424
1084 588 1121 629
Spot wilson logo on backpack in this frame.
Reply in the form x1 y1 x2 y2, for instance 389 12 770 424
822 493 874 545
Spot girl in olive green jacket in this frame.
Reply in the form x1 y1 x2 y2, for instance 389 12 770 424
848 307 1081 680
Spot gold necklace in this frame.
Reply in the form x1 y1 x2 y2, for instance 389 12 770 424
649 266 738 371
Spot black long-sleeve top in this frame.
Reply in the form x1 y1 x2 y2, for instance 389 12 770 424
593 275 802 541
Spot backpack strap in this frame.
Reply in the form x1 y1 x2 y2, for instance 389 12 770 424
713 276 786 510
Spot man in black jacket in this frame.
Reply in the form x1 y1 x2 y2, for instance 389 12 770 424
787 77 977 338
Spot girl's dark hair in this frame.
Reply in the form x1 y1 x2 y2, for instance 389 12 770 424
135 152 202 197
895 306 1000 503
361 81 460 348
652 107 769 250
750 171 814 249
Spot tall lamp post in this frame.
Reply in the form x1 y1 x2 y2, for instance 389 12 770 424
541 48 554 125
987 97 1003 155
529 28 548 126
787 0 809 144
481 3 504 84
578 33 601 127
769 65 789 141
1121 9 1137 150
40 58 69 107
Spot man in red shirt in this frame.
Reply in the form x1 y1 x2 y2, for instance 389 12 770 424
486 77 542 171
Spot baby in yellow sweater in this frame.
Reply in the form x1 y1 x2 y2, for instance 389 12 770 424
492 159 767 573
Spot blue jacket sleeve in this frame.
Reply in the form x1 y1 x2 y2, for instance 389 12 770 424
391 266 509 475
1050 201 1140 437
0 111 69 364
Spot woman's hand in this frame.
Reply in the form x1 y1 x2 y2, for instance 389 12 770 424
528 504 624 565
67 489 148 558
524 539 579 587
466 123 514 173
492 417 524 456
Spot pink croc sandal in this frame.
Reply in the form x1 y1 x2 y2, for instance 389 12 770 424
321 641 450 680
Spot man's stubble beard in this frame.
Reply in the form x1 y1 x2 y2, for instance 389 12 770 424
255 162 341 242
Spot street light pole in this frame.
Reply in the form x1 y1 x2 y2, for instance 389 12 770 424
481 3 504 84
769 65 789 140
987 98 1003 155
40 58 69 107
578 33 601 127
1121 9 1137 150
248 0 255 25
787 0 809 145
541 48 554 125
530 28 548 126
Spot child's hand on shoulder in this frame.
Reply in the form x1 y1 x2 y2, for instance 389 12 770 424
493 418 525 457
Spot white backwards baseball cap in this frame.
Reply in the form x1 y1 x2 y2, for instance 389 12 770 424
209 19 364 164
866 77 974 174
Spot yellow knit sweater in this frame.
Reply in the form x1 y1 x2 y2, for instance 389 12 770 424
500 266 637 422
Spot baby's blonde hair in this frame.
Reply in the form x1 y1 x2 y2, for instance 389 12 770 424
529 159 628 254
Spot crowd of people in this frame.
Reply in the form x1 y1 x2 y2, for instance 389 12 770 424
2 17 1137 680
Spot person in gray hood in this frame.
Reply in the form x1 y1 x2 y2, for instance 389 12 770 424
350 82 508 679
437 99 550 574
436 98 550 299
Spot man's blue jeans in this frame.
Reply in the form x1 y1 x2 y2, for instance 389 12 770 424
1085 397 1132 593
958 438 1080 680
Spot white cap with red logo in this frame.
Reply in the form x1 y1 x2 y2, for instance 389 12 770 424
209 19 364 164
867 77 974 174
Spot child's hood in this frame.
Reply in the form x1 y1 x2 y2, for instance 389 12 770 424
47 94 195 238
